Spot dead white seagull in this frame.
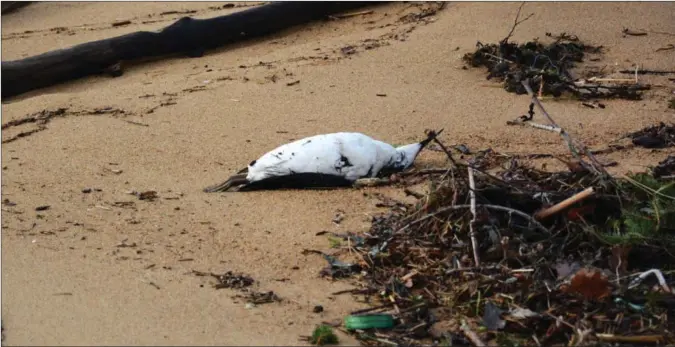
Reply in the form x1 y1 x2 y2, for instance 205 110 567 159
204 129 443 192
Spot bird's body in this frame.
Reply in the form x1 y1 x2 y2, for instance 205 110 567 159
204 129 442 192
249 132 398 182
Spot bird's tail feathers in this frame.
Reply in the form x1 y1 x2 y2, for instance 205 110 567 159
419 128 444 148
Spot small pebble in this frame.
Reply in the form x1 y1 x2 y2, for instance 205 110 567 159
313 305 324 313
245 303 256 309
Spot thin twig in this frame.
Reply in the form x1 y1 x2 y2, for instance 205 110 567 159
461 320 487 346
633 28 675 37
395 203 550 235
404 188 425 199
585 77 638 83
123 119 150 127
468 167 481 266
353 177 391 188
521 79 608 176
329 9 374 19
506 120 562 133
622 28 648 36
481 52 515 64
622 174 675 201
635 64 639 83
596 334 664 344
372 337 399 346
350 303 395 315
628 268 672 293
618 69 675 75
396 302 428 315
501 2 534 44
399 168 451 177
445 264 515 274
432 137 458 166
521 81 582 155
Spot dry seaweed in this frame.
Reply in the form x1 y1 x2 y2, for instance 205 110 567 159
321 153 674 345
233 289 281 305
192 270 254 289
463 32 650 100
653 155 675 179
625 122 675 149
320 6 673 344
317 90 675 344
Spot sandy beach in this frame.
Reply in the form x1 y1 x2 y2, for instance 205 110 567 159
1 2 674 345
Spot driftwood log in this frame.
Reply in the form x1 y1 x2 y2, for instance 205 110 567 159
1 2 31 15
1 1 375 99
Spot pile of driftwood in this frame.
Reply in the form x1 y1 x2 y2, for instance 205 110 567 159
312 80 674 346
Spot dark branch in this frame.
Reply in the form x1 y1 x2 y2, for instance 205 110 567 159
1 1 376 99
500 2 534 45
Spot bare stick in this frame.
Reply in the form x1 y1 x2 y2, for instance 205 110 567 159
521 80 608 175
461 321 487 347
395 203 550 235
628 268 672 293
432 137 458 166
404 188 425 199
123 119 150 127
468 167 481 266
399 168 451 177
635 64 639 83
618 69 675 75
501 2 534 44
481 52 515 64
372 337 398 346
596 334 664 344
585 77 637 83
534 187 595 220
521 81 578 148
353 177 391 188
349 303 394 315
506 120 562 133
329 9 373 19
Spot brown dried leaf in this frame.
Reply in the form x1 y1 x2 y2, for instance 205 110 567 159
562 268 612 300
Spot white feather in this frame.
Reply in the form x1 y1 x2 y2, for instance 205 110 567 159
247 132 402 183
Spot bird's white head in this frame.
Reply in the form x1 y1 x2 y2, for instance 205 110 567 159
388 129 444 170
